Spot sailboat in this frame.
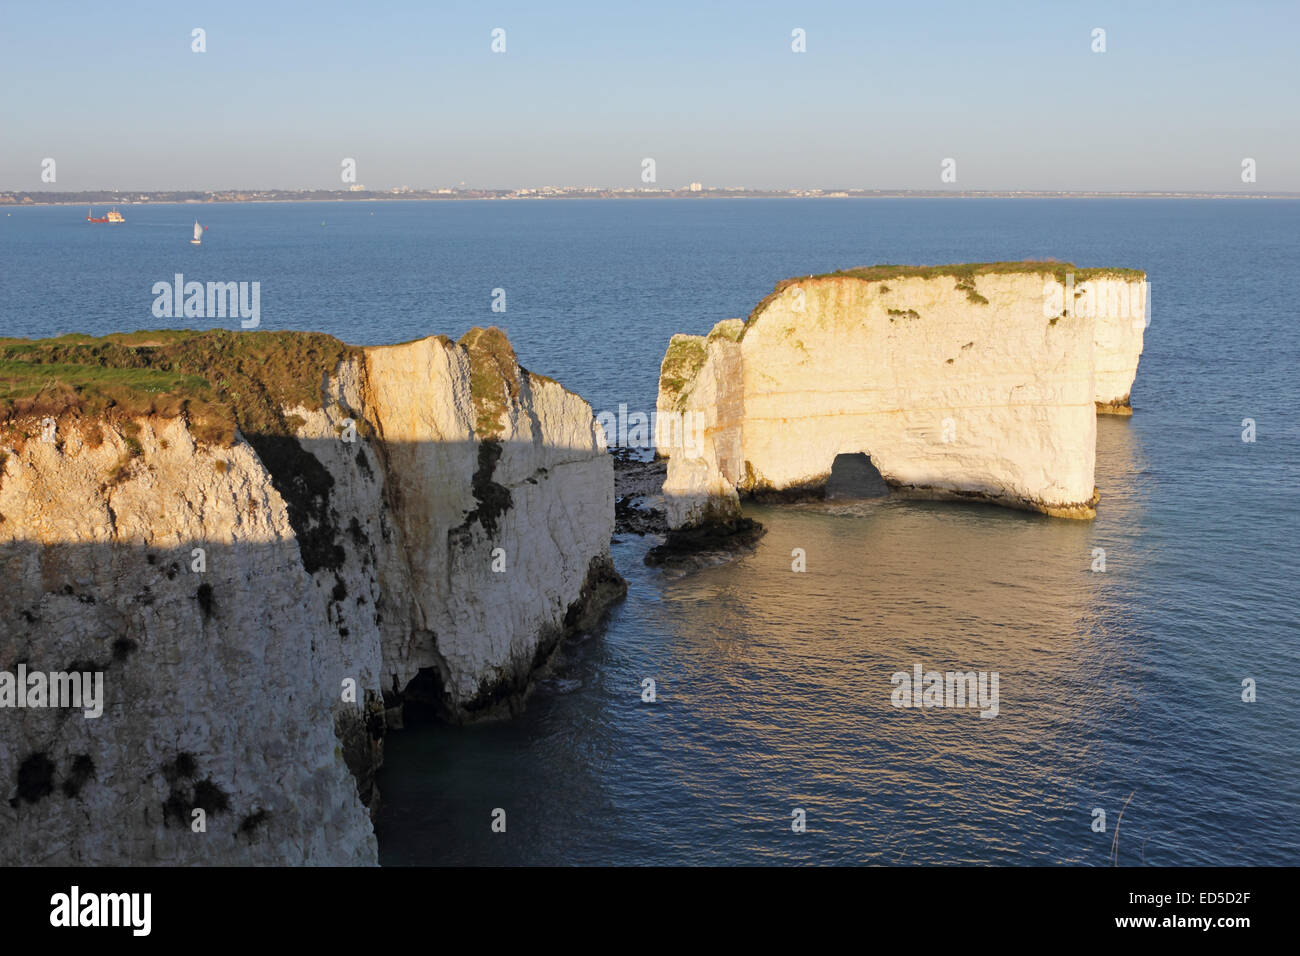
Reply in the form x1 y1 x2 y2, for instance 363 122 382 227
190 220 203 245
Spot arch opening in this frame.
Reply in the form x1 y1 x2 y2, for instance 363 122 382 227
825 453 890 500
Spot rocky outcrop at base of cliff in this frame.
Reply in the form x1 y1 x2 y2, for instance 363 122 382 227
643 515 766 573
1095 396 1134 417
655 263 1146 530
0 327 619 865
611 447 668 537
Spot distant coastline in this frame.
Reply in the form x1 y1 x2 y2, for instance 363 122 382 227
4 187 1297 206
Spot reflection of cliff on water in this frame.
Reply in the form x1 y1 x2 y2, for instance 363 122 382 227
638 418 1148 863
1093 413 1147 529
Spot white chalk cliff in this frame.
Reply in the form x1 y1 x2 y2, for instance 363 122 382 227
657 265 1146 527
0 328 618 865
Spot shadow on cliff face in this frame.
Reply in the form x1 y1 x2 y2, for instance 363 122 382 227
0 428 622 864
0 535 385 864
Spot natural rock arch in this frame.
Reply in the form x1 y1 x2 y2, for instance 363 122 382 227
825 452 890 500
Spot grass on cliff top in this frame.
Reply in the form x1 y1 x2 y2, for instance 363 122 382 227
458 326 519 439
0 330 358 445
706 319 746 344
658 335 708 411
746 260 1146 323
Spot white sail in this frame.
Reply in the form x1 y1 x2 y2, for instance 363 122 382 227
193 221 202 241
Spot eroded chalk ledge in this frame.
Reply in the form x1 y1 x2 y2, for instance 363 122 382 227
1096 396 1134 417
886 484 1102 520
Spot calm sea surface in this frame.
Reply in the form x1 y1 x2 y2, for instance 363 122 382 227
3 199 1296 864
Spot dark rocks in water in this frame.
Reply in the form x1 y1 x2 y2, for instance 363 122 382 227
563 554 628 634
610 446 761 569
610 446 666 494
825 452 890 500
611 446 669 535
615 494 667 536
644 516 766 572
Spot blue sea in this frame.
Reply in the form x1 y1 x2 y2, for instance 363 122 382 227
3 198 1297 865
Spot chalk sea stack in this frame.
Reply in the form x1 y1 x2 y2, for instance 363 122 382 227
655 262 1146 531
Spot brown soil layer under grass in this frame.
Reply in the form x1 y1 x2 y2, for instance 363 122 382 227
0 330 359 447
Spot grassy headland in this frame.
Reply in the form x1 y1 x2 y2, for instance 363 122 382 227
0 330 358 445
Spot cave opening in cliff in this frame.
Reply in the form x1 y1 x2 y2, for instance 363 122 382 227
825 453 890 500
395 666 448 727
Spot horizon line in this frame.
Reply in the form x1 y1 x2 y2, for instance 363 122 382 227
6 187 1299 201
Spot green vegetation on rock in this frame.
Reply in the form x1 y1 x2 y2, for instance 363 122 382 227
458 326 520 440
954 277 989 305
0 329 358 445
810 260 1145 285
706 319 745 344
659 335 708 411
745 260 1145 326
0 329 364 574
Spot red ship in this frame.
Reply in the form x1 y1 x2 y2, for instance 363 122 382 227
86 207 125 223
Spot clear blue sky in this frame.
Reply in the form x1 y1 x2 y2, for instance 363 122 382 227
2 0 1296 191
